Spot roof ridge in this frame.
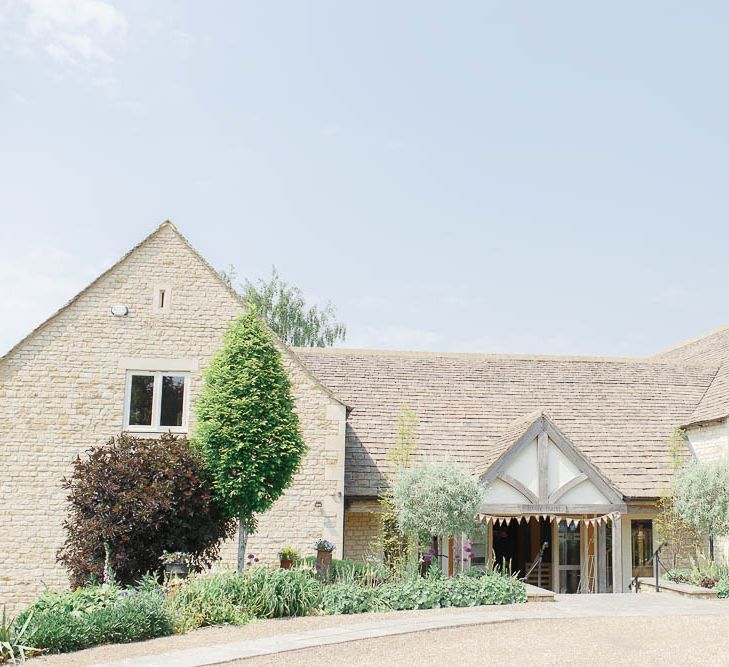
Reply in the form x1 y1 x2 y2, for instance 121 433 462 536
295 346 718 367
653 323 729 359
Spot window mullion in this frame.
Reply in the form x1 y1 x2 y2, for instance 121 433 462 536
152 373 163 430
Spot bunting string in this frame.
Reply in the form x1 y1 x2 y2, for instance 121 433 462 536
477 511 620 527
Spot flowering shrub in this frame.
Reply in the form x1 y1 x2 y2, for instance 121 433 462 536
314 539 335 552
278 547 300 561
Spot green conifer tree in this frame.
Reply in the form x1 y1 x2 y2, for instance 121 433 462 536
193 309 306 572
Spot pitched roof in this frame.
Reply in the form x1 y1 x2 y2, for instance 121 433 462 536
653 325 729 425
0 222 346 407
472 409 545 478
686 362 729 425
654 324 729 365
294 348 717 499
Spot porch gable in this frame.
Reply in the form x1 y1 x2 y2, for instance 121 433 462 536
479 412 626 515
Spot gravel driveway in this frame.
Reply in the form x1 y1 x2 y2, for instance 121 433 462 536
242 615 729 666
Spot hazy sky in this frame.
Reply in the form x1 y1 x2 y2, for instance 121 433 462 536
2 1 729 357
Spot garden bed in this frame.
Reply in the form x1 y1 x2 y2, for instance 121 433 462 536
2 562 527 663
636 577 719 599
664 565 729 599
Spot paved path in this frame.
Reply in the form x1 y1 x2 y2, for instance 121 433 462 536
92 594 729 667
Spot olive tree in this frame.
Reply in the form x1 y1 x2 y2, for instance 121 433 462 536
193 309 306 572
673 461 729 539
392 461 482 544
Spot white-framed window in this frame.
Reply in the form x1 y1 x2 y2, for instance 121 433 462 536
123 371 190 432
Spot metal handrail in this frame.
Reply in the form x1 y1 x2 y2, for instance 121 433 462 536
632 540 668 593
520 541 549 588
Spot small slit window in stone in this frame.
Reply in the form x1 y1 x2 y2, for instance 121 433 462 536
153 285 171 313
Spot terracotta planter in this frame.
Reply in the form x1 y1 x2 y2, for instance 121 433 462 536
280 558 293 570
317 549 333 579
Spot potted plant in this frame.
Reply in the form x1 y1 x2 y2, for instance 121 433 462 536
278 546 299 570
314 538 335 580
160 551 191 580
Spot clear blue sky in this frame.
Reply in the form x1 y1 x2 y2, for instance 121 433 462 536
2 1 728 357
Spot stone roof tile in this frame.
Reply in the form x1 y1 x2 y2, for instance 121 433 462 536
294 348 717 499
654 326 729 424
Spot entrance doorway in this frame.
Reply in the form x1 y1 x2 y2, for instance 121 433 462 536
558 522 581 593
491 518 553 588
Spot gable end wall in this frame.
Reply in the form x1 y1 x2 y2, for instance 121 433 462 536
0 225 345 612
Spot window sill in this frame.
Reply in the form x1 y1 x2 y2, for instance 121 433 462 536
123 427 189 435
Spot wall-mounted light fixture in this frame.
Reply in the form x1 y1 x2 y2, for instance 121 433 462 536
314 500 323 509
110 305 129 317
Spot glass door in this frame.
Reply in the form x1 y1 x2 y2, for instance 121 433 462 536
558 522 581 593
631 520 653 578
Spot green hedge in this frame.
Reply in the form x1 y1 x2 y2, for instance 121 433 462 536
320 571 526 615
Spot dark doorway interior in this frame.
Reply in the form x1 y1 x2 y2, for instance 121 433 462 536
492 518 553 587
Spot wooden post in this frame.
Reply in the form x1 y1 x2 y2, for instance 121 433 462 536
487 521 493 570
537 431 549 502
612 514 623 593
552 519 559 593
580 522 588 593
597 523 607 593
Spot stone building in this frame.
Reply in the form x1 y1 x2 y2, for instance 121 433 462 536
2 222 729 610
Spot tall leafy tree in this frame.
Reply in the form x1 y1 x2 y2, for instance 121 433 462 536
193 309 307 572
220 265 346 347
378 407 419 570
